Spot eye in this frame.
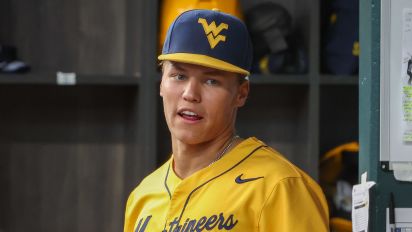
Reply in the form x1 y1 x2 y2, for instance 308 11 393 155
205 79 219 86
171 74 186 81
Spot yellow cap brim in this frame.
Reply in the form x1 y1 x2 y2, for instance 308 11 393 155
158 53 250 76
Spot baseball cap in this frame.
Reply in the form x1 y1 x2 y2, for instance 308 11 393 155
158 9 253 76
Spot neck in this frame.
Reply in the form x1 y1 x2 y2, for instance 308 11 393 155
171 132 240 179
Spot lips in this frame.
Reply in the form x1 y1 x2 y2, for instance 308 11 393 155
178 109 204 121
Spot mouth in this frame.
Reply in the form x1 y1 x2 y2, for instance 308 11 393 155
178 110 204 121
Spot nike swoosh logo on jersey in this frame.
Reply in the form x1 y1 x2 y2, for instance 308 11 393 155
235 174 264 184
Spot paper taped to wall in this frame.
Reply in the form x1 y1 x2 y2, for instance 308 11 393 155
352 172 376 232
401 9 412 142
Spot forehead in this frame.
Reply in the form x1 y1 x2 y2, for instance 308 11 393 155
163 61 237 78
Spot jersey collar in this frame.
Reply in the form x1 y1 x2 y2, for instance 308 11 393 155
164 137 266 197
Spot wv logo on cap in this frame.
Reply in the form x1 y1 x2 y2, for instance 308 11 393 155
198 18 229 49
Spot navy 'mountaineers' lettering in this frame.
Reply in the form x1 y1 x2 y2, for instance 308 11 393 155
161 213 238 232
135 215 152 232
204 215 218 230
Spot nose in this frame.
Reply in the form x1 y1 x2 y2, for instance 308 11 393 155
182 79 201 103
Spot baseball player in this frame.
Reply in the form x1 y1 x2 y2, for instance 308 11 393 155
124 9 329 232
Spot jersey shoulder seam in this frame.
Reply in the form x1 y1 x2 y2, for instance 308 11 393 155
257 146 303 177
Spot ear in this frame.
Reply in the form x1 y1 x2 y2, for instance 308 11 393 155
159 77 164 97
235 81 249 107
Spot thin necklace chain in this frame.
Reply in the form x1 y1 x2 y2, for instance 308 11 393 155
208 135 240 167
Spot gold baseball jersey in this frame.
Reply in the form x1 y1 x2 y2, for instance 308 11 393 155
124 137 329 232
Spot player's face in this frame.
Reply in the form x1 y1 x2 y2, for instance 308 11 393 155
160 61 249 145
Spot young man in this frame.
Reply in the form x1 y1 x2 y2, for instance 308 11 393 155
124 9 329 232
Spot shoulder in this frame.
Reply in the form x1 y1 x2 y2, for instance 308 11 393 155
243 139 329 228
241 138 325 199
126 160 170 206
247 138 328 209
139 160 170 189
242 138 306 180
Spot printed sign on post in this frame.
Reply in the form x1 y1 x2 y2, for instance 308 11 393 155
402 9 412 143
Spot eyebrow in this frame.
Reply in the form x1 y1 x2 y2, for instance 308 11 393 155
170 62 186 72
203 70 225 76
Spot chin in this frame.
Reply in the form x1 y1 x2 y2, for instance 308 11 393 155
176 135 203 145
172 130 207 145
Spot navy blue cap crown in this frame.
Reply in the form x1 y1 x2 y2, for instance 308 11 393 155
158 9 253 75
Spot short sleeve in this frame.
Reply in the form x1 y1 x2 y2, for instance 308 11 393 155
124 189 138 232
258 177 329 231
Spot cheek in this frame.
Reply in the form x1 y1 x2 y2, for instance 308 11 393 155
204 91 237 116
161 87 173 115
162 94 175 116
161 83 182 121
